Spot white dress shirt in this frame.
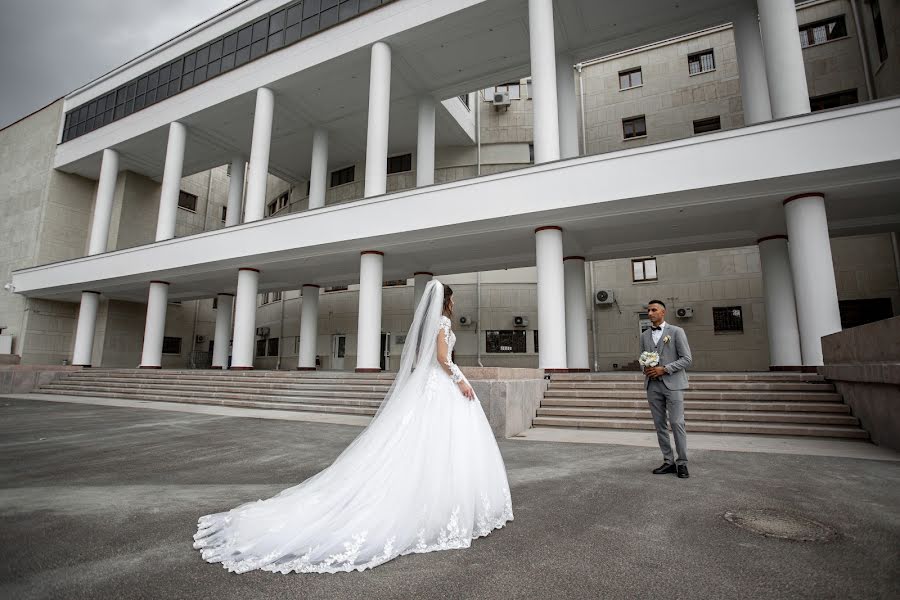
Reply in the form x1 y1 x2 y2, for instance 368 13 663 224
651 321 667 345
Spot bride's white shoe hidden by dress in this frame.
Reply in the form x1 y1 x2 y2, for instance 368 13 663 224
192 280 513 573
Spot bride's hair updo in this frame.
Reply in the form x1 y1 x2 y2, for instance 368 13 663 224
442 285 454 316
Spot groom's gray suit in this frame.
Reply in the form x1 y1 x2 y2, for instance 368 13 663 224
640 323 692 466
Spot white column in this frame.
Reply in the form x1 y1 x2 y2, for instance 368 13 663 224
784 194 842 366
758 0 811 119
244 87 275 222
356 251 384 371
416 96 436 187
556 54 579 159
211 293 234 368
139 281 170 368
298 285 320 370
71 291 101 366
87 149 120 255
563 257 590 370
535 227 567 369
225 157 245 227
733 0 774 125
365 42 392 197
155 122 187 241
230 268 260 369
757 236 802 368
528 0 561 163
309 128 329 210
413 272 434 309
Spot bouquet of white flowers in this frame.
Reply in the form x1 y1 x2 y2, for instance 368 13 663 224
639 351 660 368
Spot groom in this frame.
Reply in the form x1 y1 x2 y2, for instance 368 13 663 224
640 300 692 478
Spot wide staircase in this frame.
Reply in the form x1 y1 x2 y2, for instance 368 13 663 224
37 369 395 416
533 372 869 439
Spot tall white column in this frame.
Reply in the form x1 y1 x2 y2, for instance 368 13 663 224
757 236 802 368
733 0 774 125
563 256 590 370
535 227 567 369
356 251 384 371
211 293 234 368
556 54 579 159
528 0 561 164
244 87 275 222
230 268 260 369
297 285 320 370
413 272 433 309
155 122 187 241
225 157 245 227
784 194 842 366
309 128 329 210
416 96 436 187
87 149 120 255
139 281 170 368
758 0 811 119
365 42 392 198
71 291 101 366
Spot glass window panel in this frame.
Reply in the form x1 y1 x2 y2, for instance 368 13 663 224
114 105 125 120
196 46 209 66
146 88 157 104
137 77 148 95
284 23 301 44
104 93 115 110
322 0 338 9
633 70 642 86
168 80 180 95
116 88 127 105
287 4 303 26
252 19 268 42
135 94 146 110
645 259 657 280
619 73 629 89
76 122 86 136
87 102 97 118
270 10 285 32
181 71 194 89
250 38 267 59
148 71 159 89
237 25 253 48
194 64 207 83
159 64 171 82
268 31 284 51
206 59 221 77
235 45 251 66
304 0 321 18
301 15 319 37
78 106 89 121
508 84 521 99
360 0 381 10
208 40 223 61
183 53 196 72
221 53 236 71
122 100 133 116
636 117 646 136
633 261 644 280
320 6 338 28
103 109 114 125
85 117 95 131
170 59 183 78
126 83 136 100
340 0 359 21
157 84 169 101
223 33 238 54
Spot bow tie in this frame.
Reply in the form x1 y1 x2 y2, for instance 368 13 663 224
650 326 662 331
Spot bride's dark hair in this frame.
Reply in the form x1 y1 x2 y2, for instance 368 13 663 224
442 285 453 316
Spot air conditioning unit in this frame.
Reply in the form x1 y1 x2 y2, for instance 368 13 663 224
513 315 528 327
492 91 510 107
195 335 205 344
255 326 270 337
676 307 694 318
458 315 475 326
595 289 615 305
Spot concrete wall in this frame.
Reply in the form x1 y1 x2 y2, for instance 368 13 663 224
860 0 900 98
799 0 872 101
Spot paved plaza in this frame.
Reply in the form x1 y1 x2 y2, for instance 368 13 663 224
1 396 898 600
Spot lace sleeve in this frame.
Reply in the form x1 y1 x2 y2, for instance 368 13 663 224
439 319 464 384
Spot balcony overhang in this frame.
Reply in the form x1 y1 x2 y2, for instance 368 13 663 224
15 100 900 303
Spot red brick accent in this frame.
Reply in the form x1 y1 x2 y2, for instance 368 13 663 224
783 192 825 206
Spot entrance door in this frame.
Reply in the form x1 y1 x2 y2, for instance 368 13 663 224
380 332 391 371
332 334 347 370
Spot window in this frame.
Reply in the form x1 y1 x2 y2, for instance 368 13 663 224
266 192 289 216
221 206 227 223
839 298 893 329
713 307 744 333
622 116 647 139
533 330 539 354
162 336 182 354
632 258 657 282
526 78 533 99
383 280 407 287
872 1 888 62
486 330 527 353
688 50 715 75
271 291 282 302
693 116 721 134
267 337 280 357
619 67 643 90
178 191 198 212
212 297 218 310
387 153 412 174
330 165 355 187
810 89 858 111
256 339 266 357
498 83 521 100
799 15 847 48
293 336 301 354
458 94 470 109
325 285 349 293
528 143 534 163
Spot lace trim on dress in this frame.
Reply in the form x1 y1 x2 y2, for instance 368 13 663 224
439 316 465 383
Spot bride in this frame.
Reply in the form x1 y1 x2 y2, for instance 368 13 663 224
193 279 513 573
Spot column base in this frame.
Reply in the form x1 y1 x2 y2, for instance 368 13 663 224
138 365 162 369
355 368 382 373
208 366 225 370
229 366 254 371
769 365 804 372
296 367 317 371
543 368 583 373
71 364 91 368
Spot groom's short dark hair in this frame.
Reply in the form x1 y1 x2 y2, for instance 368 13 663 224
648 299 666 308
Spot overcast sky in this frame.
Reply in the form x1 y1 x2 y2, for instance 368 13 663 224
0 0 242 129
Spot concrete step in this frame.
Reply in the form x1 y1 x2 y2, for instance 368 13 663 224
64 372 393 386
549 372 824 382
534 406 860 426
538 397 851 413
78 368 397 380
547 381 836 392
530 416 869 439
38 388 379 415
543 388 842 402
44 379 388 398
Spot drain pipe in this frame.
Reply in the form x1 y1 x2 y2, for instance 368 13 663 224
577 63 587 155
476 272 484 367
849 0 877 101
588 260 599 372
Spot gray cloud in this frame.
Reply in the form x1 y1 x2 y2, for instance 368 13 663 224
0 0 240 129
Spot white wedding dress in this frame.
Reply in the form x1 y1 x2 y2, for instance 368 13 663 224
193 280 513 574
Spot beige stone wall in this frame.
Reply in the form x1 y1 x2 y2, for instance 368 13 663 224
861 0 900 98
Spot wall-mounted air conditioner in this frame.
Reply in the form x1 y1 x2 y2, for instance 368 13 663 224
595 290 615 305
493 91 510 107
513 316 528 327
458 315 475 326
255 326 270 337
676 307 694 318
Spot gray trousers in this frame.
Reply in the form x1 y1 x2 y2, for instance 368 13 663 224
646 379 688 466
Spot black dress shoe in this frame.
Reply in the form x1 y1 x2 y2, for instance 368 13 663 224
677 465 690 478
652 463 677 474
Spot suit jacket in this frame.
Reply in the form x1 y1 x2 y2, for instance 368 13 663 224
640 323 692 390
